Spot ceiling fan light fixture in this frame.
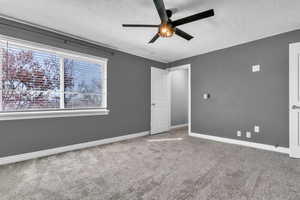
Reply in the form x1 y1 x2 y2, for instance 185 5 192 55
122 0 215 43
158 24 174 37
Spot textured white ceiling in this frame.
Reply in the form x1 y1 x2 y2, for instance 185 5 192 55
0 0 299 63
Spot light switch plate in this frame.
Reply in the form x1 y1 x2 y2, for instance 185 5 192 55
246 131 251 138
254 126 260 133
237 130 242 137
252 65 260 72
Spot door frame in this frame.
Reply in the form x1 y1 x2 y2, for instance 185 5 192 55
167 64 191 135
289 42 300 158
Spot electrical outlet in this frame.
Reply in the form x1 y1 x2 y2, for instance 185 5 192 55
246 131 251 138
252 65 260 72
254 126 260 133
237 130 242 137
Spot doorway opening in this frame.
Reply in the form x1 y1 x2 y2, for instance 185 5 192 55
169 64 191 135
150 64 191 136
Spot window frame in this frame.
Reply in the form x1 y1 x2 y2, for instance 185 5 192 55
0 35 109 120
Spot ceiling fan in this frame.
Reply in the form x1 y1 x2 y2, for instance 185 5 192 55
122 0 214 43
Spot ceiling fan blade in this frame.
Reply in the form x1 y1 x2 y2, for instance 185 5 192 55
175 28 194 41
172 9 214 27
149 33 160 43
122 24 159 28
153 0 168 22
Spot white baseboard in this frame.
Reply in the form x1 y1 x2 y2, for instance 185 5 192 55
0 131 149 166
189 132 290 154
171 123 188 129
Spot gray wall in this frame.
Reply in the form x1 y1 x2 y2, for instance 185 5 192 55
171 69 188 126
171 29 300 148
0 18 166 157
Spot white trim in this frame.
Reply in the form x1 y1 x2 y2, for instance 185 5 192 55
0 109 110 121
0 130 149 166
189 132 290 154
188 65 191 135
289 42 300 158
168 64 191 135
168 64 190 71
102 60 108 108
171 123 188 129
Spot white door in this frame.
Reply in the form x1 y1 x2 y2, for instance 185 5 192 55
290 42 300 158
151 67 170 135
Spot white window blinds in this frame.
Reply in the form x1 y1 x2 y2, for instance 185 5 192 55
0 40 107 113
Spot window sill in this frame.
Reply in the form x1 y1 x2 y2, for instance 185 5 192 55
0 109 110 121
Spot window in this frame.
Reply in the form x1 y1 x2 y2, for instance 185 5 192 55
63 58 104 109
0 37 108 120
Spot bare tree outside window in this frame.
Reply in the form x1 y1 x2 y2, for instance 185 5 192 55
1 45 61 111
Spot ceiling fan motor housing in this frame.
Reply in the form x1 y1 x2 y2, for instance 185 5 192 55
166 9 173 18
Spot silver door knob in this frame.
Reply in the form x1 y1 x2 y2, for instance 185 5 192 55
292 105 300 109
